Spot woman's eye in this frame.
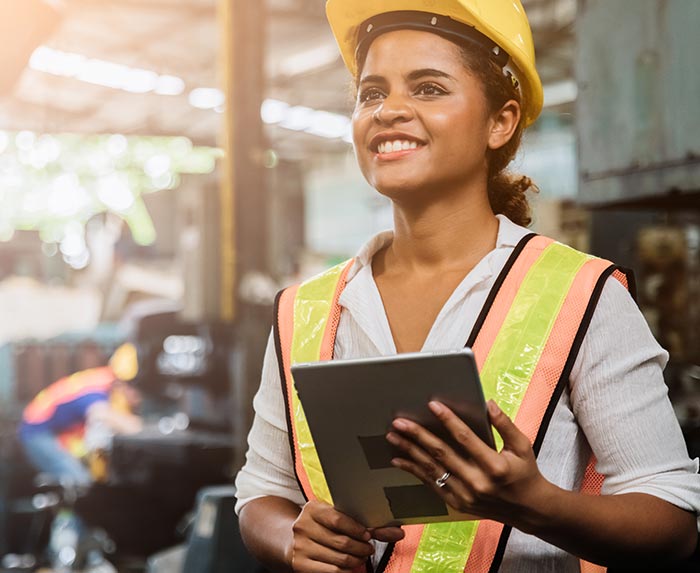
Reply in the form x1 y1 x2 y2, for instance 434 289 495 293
416 83 446 96
359 87 384 103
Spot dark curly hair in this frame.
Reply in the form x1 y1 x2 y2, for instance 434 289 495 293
456 47 538 227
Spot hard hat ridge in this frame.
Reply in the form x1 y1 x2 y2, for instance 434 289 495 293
355 11 510 71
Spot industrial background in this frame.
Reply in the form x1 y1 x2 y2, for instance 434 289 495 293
0 0 698 571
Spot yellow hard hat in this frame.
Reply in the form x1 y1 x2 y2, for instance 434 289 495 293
326 0 544 126
109 342 139 382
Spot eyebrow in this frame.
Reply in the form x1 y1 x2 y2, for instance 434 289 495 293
359 68 456 87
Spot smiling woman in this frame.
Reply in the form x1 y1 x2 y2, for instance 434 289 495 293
234 2 700 573
352 30 527 225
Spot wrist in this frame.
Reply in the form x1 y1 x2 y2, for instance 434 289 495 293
512 478 566 536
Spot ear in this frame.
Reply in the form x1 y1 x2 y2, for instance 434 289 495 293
488 99 521 151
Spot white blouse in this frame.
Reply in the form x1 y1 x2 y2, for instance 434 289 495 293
235 215 700 573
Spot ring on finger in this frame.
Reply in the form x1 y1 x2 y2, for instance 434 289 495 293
435 471 451 488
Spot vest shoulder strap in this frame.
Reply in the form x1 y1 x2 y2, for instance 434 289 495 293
274 259 355 502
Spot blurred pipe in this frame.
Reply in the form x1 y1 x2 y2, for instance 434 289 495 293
218 0 268 322
0 0 63 95
219 0 270 471
219 0 236 322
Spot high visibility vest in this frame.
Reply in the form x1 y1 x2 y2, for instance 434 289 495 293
23 367 116 458
274 234 632 573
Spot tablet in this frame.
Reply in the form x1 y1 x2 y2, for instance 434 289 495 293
291 349 494 527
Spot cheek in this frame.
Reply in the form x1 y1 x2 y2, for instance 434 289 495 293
351 113 372 163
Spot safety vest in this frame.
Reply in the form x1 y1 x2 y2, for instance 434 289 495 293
274 234 632 573
23 367 116 458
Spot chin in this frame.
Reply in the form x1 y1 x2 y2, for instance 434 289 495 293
373 177 420 195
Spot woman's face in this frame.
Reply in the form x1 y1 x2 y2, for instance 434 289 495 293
352 30 495 201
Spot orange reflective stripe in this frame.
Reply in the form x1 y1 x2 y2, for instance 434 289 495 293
276 260 354 501
464 256 616 572
471 235 553 371
277 284 314 497
514 257 612 443
578 457 607 573
23 367 114 424
581 562 607 573
462 519 503 573
612 269 629 291
385 525 424 573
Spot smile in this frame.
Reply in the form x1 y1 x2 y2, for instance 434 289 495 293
377 140 420 154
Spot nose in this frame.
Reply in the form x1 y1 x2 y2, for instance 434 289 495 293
372 93 413 125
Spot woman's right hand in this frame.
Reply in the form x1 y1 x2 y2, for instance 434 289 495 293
287 500 403 573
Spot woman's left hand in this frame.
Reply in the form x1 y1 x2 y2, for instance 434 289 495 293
387 400 553 529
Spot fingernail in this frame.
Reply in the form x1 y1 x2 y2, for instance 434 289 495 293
487 400 500 416
393 419 409 430
386 432 399 444
429 401 445 414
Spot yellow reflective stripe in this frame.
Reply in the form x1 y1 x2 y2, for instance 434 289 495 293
412 520 479 573
480 242 591 445
411 242 591 573
290 261 349 504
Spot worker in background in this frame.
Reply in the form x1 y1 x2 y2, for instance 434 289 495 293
18 342 143 486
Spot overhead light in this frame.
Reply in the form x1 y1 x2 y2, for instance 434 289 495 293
261 99 289 124
275 43 339 77
279 105 315 132
305 111 351 139
188 87 225 110
261 98 352 142
155 75 186 96
29 45 186 96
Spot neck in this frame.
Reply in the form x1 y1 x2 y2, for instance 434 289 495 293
383 184 499 274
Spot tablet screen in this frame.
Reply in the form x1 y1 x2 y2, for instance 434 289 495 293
291 349 493 526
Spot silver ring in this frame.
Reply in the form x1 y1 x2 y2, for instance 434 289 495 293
435 471 451 488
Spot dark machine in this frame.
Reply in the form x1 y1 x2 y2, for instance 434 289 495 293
577 0 700 460
577 4 699 569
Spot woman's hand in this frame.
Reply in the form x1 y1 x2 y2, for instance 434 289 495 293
386 400 552 530
288 500 404 573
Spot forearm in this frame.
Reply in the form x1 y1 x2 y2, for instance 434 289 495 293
104 412 142 434
239 495 300 573
519 486 697 567
86 403 142 435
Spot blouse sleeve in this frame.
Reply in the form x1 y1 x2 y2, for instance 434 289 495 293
234 331 305 514
570 276 700 513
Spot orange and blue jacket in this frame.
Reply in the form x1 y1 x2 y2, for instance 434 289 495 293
19 367 115 442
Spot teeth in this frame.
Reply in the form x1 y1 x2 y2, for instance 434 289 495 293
378 140 419 153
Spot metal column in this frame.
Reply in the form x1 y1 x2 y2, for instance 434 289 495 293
219 0 270 469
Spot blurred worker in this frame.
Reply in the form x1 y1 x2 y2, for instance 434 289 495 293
18 343 143 486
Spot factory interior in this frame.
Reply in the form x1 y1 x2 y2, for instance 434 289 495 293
0 0 698 571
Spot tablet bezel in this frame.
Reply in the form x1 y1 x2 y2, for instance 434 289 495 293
291 348 494 527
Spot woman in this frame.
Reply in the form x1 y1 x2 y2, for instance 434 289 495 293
235 2 700 572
